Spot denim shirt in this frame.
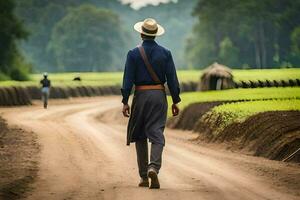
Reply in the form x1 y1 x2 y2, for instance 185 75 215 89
121 40 181 105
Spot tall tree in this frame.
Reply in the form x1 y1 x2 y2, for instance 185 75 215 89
15 0 197 72
0 0 29 80
48 4 124 72
187 0 300 69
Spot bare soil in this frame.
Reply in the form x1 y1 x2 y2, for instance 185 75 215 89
171 101 300 163
193 110 300 163
0 97 299 200
0 117 39 200
215 111 300 162
167 101 226 130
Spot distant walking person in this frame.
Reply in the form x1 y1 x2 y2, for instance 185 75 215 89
40 72 51 109
121 18 181 189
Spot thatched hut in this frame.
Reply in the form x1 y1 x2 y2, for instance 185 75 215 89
199 62 234 91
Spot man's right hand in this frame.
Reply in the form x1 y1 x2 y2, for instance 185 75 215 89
171 103 180 116
122 104 130 117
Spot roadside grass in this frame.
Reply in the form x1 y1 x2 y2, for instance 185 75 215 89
208 99 300 127
0 68 299 87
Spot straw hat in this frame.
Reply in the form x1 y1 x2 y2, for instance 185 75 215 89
134 18 165 37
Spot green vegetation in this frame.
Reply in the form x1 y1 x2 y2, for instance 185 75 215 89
1 0 299 75
232 68 300 82
167 84 300 130
209 99 300 127
15 0 197 72
49 5 123 72
3 0 299 75
0 72 123 87
187 0 300 69
1 68 299 87
0 0 30 81
176 87 300 111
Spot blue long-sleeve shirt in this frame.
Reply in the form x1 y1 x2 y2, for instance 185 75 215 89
121 39 181 105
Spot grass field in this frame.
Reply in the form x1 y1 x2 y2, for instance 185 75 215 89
174 87 300 110
231 68 300 82
0 72 123 87
0 68 299 87
210 99 300 127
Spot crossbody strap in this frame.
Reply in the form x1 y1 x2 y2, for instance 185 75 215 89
138 45 162 84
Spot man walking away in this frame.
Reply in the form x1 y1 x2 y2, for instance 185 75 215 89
40 72 51 109
121 18 181 189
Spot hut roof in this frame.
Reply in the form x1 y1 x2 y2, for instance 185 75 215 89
202 62 232 78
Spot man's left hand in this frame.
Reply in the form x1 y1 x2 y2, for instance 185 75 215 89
122 104 130 117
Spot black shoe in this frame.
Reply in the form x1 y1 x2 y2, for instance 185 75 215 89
147 168 160 189
138 178 149 187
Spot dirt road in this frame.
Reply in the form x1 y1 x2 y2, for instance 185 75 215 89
1 97 299 200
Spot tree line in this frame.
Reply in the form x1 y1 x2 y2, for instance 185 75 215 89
1 0 300 81
15 0 128 73
13 0 196 74
186 0 300 69
0 0 31 81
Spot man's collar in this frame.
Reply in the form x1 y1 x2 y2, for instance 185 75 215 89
142 39 157 46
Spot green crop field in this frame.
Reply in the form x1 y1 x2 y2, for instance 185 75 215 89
0 68 299 87
209 99 300 127
0 72 123 87
174 87 300 111
166 87 300 117
231 68 300 82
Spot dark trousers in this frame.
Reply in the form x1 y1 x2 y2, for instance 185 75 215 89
135 139 164 178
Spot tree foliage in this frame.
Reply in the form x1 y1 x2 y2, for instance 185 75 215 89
187 0 300 69
15 0 197 72
48 5 123 72
0 0 30 80
16 0 70 72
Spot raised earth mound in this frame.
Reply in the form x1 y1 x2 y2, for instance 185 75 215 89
0 82 201 107
210 111 300 162
0 117 39 199
0 87 31 106
169 102 300 163
167 101 230 130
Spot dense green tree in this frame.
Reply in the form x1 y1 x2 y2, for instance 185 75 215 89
187 0 300 69
16 1 68 72
291 27 300 55
289 27 300 65
219 37 239 67
0 0 30 80
185 23 215 68
48 4 124 72
15 0 197 72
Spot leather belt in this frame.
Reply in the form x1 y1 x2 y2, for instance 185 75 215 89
135 85 165 90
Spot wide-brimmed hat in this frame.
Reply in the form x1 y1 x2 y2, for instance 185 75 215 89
134 18 165 37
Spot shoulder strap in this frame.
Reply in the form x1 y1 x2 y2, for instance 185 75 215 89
138 46 161 84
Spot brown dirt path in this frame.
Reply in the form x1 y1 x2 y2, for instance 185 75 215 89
0 97 299 200
0 117 39 200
